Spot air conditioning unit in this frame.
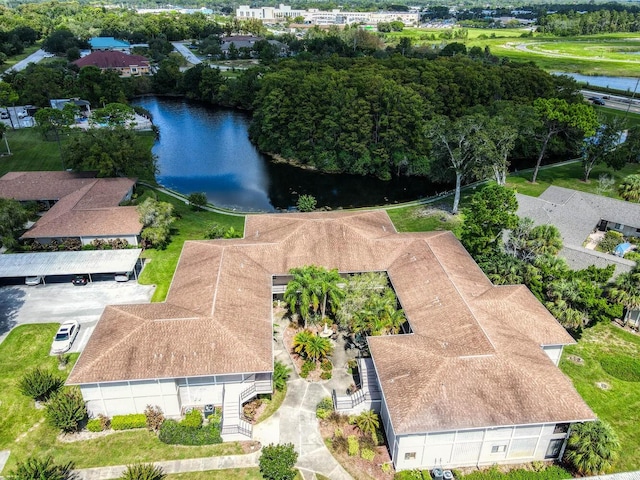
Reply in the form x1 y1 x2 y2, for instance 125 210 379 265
443 470 454 480
432 468 444 480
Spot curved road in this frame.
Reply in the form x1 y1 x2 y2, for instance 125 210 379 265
7 49 48 72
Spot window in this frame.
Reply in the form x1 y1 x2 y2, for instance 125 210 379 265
404 452 416 460
614 223 622 230
545 439 564 459
553 423 569 434
491 445 507 453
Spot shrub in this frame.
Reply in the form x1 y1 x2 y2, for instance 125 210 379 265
243 398 263 421
320 371 332 380
394 471 424 480
381 463 392 474
158 419 222 445
300 360 316 378
332 434 348 454
461 465 572 480
6 456 75 480
45 388 87 433
359 433 377 451
347 358 358 374
181 409 203 429
259 443 298 480
316 397 333 419
144 405 164 432
187 192 207 210
361 448 375 461
19 368 64 401
320 359 333 372
327 411 347 426
112 413 147 430
87 418 103 432
205 222 242 239
98 413 111 431
120 463 166 480
597 230 624 253
347 435 359 456
273 360 290 391
296 194 317 212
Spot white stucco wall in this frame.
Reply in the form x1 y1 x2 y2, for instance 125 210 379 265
542 345 564 366
82 379 181 417
393 423 571 471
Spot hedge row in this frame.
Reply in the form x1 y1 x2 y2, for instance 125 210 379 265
112 413 147 430
158 419 222 445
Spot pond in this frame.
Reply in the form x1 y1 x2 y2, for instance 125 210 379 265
555 72 640 92
133 97 441 212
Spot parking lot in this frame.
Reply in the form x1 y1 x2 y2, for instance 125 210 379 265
0 280 155 352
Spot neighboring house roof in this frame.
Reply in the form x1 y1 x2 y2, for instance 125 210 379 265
89 37 131 50
0 172 140 240
50 98 91 110
67 211 593 435
73 51 149 69
517 186 640 275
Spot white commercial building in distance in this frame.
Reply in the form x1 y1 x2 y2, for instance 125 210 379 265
236 4 419 26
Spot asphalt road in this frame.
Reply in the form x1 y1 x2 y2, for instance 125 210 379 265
0 280 155 353
171 42 202 65
581 89 640 115
7 48 48 73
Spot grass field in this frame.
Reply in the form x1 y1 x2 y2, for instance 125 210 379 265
383 28 640 77
0 324 243 475
560 323 640 472
166 469 263 479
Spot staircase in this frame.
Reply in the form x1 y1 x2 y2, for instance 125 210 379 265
333 357 382 413
221 384 254 441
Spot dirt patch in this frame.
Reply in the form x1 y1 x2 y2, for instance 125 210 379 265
596 382 611 390
58 428 135 443
413 206 453 218
567 355 584 365
319 420 393 480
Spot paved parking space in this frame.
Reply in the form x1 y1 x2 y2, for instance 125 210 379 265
0 280 155 349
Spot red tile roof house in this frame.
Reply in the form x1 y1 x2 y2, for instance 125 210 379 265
0 171 142 247
73 50 150 77
66 211 594 468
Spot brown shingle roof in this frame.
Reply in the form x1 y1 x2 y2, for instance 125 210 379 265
0 172 141 239
73 50 149 69
67 211 593 432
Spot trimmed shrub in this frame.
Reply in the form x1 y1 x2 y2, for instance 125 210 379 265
144 405 164 432
6 455 75 480
87 418 103 432
158 419 222 445
347 435 359 456
19 368 64 401
320 371 332 380
259 443 298 480
180 409 203 429
300 360 316 379
361 448 376 461
187 192 207 210
316 397 333 419
112 414 147 431
320 359 333 372
45 388 87 433
120 463 166 480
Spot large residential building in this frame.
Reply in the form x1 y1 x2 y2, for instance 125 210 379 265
89 37 131 53
73 51 150 77
236 4 419 26
67 210 593 469
0 171 142 246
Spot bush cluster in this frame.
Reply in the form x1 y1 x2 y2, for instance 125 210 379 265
26 238 82 252
112 413 147 430
361 448 375 461
181 409 203 429
144 405 165 432
19 368 64 402
347 435 359 456
259 443 298 480
87 414 111 432
90 238 130 250
597 230 624 253
460 465 571 480
158 419 222 445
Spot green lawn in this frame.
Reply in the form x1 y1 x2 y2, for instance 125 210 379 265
136 187 245 302
0 325 243 474
167 469 263 479
0 45 40 73
560 323 640 472
387 204 462 234
506 161 640 198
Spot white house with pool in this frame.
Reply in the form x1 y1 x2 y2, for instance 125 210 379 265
67 210 595 467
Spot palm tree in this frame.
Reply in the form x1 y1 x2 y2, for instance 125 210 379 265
273 360 291 391
292 330 314 357
618 174 640 202
528 224 563 257
608 269 640 325
317 267 345 321
564 420 619 475
303 335 332 361
355 410 380 439
284 267 321 328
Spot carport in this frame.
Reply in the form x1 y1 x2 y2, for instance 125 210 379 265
0 249 143 284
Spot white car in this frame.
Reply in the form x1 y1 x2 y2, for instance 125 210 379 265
25 276 43 286
51 320 79 354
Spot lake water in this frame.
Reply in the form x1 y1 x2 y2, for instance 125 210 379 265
133 97 440 212
555 72 640 92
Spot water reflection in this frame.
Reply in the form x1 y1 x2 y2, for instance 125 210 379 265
134 97 440 212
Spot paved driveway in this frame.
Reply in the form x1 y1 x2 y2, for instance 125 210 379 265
0 281 155 350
